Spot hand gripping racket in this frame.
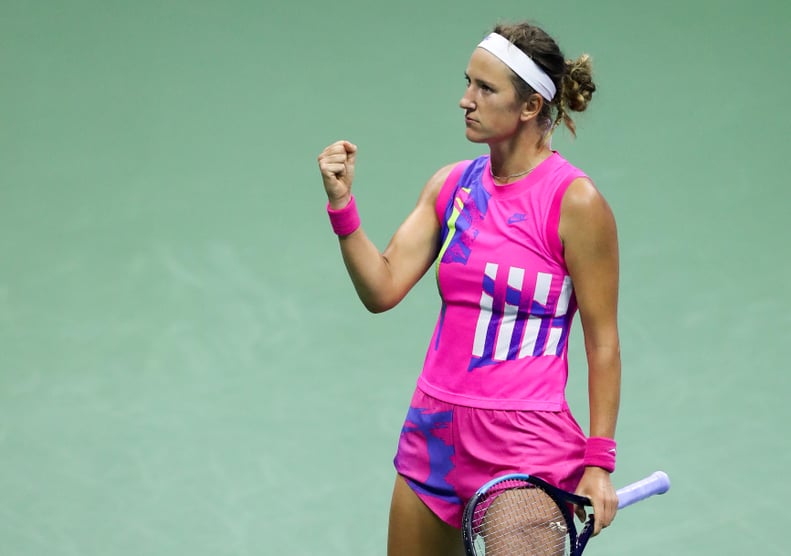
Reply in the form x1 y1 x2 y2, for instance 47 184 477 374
462 471 670 556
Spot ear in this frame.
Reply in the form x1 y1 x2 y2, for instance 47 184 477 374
520 93 543 122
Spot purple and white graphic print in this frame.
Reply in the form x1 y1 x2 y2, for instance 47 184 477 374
469 262 572 371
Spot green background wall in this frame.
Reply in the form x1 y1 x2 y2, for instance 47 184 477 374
2 0 789 553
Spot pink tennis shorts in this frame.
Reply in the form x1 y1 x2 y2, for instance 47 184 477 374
393 387 587 528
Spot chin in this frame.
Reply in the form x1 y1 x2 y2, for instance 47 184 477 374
464 130 487 144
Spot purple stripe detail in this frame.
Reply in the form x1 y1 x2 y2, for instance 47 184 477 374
530 299 551 356
482 274 496 295
433 302 447 350
509 307 529 359
505 284 521 306
552 314 572 355
400 407 461 505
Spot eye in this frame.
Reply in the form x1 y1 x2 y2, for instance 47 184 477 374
464 74 494 94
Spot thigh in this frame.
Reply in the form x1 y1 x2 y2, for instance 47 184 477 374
482 488 567 556
387 475 465 556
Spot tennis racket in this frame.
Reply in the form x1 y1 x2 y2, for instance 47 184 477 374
462 470 670 556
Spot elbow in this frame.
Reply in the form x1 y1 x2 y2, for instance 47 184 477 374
359 292 400 314
361 298 395 314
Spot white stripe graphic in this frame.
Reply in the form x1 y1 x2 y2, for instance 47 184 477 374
494 267 524 361
519 316 542 358
555 276 573 316
545 276 573 355
545 327 563 355
534 272 552 304
472 263 498 357
518 273 553 358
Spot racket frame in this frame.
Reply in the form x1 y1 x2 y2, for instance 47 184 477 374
462 470 671 555
462 473 593 556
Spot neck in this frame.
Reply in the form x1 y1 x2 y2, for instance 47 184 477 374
489 141 553 184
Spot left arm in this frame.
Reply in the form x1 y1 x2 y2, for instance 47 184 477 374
559 177 621 535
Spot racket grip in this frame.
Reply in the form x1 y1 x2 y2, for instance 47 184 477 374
616 471 670 509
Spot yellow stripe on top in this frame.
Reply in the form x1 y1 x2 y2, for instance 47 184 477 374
436 189 469 277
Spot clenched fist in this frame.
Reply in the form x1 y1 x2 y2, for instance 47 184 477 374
317 140 357 209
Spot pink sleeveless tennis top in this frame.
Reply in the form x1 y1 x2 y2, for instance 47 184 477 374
418 152 588 411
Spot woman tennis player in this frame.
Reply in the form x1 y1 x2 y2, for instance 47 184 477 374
317 20 621 556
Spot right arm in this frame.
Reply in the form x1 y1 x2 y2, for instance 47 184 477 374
317 140 455 313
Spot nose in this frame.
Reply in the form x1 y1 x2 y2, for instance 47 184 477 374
460 93 475 111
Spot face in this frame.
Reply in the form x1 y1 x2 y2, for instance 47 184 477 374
460 48 525 143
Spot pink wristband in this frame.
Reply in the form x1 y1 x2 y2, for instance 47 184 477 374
583 437 617 473
326 195 361 236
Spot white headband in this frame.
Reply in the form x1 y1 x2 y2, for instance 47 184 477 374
477 33 556 101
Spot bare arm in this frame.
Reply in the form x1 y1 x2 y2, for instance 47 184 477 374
317 140 455 312
559 177 621 534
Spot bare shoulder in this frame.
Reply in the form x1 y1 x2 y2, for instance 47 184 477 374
416 162 463 206
559 177 617 244
562 177 608 211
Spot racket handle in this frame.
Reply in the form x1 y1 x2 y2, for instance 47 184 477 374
616 471 670 509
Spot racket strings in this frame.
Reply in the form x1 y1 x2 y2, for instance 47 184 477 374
471 482 570 556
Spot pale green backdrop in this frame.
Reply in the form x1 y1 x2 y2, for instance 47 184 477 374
1 0 789 554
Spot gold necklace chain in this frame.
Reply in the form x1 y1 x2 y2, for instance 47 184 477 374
490 165 535 183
